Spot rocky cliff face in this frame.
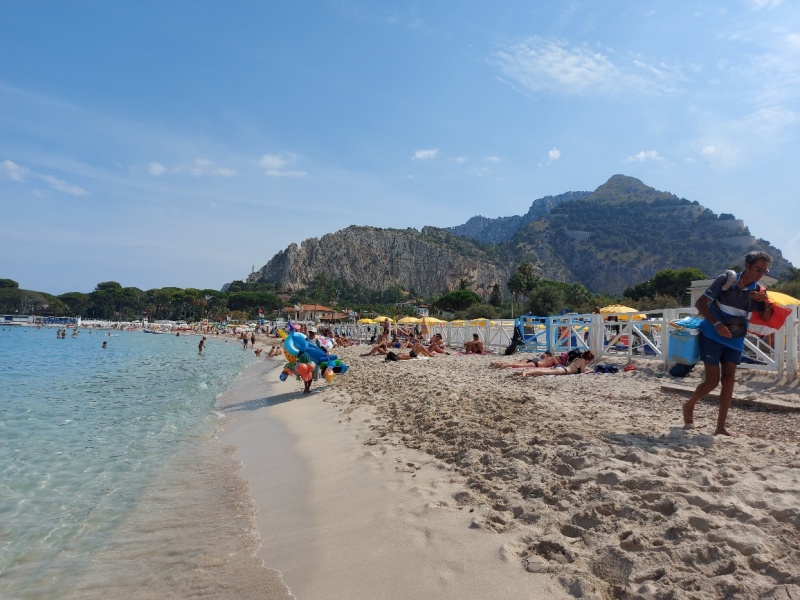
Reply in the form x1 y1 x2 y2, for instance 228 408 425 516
447 191 591 244
248 175 794 297
250 226 509 296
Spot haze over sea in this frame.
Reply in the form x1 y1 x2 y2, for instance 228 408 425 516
0 327 289 599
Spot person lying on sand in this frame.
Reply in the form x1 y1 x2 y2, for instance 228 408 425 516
511 351 594 378
491 352 557 369
463 333 484 354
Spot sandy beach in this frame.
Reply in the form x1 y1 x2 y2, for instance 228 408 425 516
221 341 800 599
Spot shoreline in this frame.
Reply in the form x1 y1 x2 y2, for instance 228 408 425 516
219 355 566 599
221 346 800 599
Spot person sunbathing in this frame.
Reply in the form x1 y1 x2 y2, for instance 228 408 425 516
408 339 435 358
511 351 594 378
463 333 484 354
491 352 557 369
361 337 389 356
428 334 447 354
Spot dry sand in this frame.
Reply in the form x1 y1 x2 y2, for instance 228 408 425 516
223 343 800 599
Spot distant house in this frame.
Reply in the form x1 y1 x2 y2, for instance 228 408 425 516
280 304 354 322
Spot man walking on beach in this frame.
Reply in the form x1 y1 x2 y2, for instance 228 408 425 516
682 251 774 436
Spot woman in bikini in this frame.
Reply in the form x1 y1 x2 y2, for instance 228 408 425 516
511 351 594 378
361 334 390 356
490 351 558 369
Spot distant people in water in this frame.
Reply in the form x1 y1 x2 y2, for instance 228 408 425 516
198 336 206 354
102 341 107 349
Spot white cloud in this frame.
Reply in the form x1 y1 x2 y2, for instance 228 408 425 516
548 147 561 161
627 150 664 162
1 159 29 181
412 148 439 160
147 162 166 176
147 159 237 177
751 0 782 9
492 36 683 97
485 156 502 163
259 152 306 177
39 175 88 196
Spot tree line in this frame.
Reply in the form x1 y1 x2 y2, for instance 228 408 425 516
3 263 798 323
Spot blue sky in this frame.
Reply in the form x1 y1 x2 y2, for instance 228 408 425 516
2 1 799 295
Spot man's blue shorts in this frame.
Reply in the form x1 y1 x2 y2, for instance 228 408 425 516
699 332 742 365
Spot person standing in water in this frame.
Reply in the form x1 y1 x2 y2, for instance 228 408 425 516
198 336 206 354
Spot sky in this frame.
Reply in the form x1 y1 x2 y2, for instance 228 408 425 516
1 1 799 296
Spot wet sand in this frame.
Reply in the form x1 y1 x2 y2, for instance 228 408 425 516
222 345 800 599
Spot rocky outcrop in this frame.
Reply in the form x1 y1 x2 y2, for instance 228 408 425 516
447 191 590 244
247 175 794 297
250 226 509 296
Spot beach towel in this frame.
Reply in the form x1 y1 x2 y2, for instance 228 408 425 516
748 304 793 337
593 364 619 374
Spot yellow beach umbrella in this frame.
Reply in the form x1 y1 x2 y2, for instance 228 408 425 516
357 318 375 324
372 315 393 322
767 290 800 306
600 304 646 320
448 320 466 326
397 316 419 324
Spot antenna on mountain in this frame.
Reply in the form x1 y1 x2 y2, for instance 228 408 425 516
251 264 255 274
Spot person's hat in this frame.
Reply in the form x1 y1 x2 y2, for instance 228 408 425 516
308 327 317 333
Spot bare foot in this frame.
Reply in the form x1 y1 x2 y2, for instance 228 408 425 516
713 428 735 437
682 401 694 428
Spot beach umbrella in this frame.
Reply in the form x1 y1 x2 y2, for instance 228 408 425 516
357 318 374 324
420 316 443 324
599 304 646 320
767 291 800 306
372 315 393 322
397 316 419 324
448 320 466 326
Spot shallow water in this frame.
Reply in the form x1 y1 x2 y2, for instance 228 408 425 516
0 327 291 599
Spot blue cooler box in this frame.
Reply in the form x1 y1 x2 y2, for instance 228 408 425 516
669 329 700 365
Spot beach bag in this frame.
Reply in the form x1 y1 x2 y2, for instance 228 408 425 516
669 363 695 377
721 315 747 338
749 304 793 337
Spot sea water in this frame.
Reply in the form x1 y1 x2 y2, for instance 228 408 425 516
0 327 290 599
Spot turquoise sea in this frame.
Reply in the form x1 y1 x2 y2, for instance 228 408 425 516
0 327 288 599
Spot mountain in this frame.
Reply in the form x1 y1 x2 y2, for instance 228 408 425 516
248 175 792 296
250 226 508 298
447 191 591 244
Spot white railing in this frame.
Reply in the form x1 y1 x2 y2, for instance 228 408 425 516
335 308 799 382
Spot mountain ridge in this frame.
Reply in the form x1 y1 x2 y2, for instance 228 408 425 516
248 175 792 295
